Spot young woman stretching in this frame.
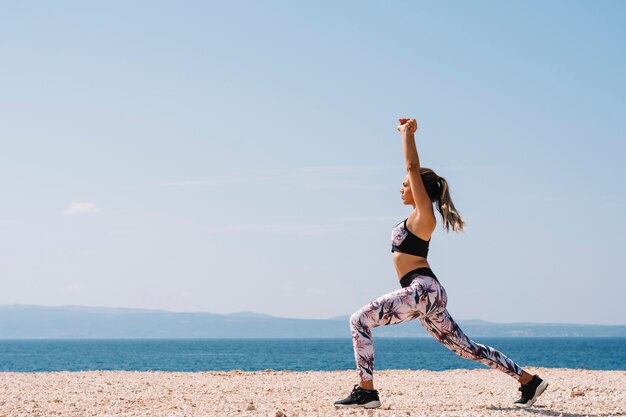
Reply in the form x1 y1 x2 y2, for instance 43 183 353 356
334 118 548 409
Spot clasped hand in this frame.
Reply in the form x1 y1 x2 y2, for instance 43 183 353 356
397 118 418 135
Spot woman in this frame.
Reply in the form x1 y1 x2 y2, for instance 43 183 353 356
334 118 548 409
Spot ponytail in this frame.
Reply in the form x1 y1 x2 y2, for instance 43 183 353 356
420 168 465 233
436 176 465 232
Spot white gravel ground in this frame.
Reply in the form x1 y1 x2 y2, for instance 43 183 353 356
1 368 624 417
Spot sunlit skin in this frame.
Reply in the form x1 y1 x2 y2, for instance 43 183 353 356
393 175 432 278
399 177 414 206
358 118 534 391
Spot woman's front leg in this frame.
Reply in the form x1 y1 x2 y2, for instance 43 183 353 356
349 285 421 386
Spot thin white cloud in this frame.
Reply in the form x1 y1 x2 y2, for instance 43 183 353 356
437 163 504 172
211 222 342 236
315 181 385 190
0 219 20 229
508 194 568 204
337 215 406 223
63 284 86 295
161 165 394 188
209 216 406 236
63 202 100 216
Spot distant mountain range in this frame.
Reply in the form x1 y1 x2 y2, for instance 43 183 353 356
1 305 624 339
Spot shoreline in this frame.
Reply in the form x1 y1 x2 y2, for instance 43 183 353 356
1 368 624 416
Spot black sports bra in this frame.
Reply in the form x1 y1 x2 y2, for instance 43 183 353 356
391 219 430 258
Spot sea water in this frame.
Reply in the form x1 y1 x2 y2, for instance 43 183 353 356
0 337 624 372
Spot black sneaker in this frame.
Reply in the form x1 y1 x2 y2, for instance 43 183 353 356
334 385 381 409
514 375 549 408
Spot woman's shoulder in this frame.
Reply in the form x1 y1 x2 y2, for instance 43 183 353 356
406 209 436 240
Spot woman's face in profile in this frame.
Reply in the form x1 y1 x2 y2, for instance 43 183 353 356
400 176 414 206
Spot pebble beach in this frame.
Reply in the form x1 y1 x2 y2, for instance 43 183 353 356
1 368 624 417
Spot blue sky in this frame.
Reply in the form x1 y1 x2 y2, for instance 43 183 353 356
1 1 624 324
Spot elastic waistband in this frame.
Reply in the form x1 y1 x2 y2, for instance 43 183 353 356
399 267 438 288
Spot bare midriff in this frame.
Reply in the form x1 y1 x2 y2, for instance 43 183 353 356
393 251 430 281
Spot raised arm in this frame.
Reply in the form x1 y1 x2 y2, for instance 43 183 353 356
397 118 436 236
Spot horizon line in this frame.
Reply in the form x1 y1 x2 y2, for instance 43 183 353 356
2 304 625 327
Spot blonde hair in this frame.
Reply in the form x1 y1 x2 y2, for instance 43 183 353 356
420 168 465 232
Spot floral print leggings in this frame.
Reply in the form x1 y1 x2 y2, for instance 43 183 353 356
350 271 523 382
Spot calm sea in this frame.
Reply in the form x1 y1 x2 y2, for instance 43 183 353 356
0 338 624 372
